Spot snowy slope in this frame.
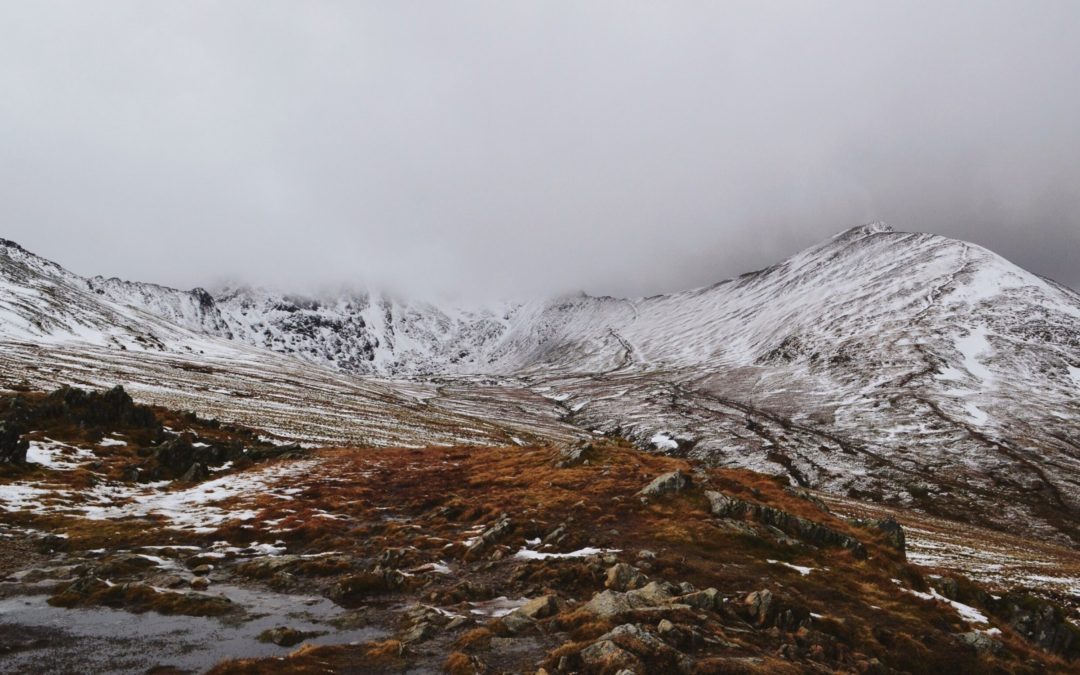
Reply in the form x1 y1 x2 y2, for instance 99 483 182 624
4 225 1080 543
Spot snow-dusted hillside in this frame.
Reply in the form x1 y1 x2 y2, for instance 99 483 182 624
3 225 1080 543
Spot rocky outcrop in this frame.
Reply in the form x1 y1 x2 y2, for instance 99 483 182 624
743 589 810 631
992 591 1080 659
554 442 597 468
579 623 691 674
637 470 691 498
850 516 906 555
37 385 159 430
705 490 867 558
137 436 239 482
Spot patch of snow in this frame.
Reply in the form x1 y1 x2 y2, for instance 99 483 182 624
767 559 816 576
512 546 617 560
469 596 529 618
962 403 989 426
25 441 96 470
650 432 679 451
97 438 127 447
895 581 989 624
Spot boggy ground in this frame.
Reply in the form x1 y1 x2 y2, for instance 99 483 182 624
0 388 1078 674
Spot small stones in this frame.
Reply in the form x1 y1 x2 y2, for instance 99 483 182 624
191 564 214 576
190 576 211 590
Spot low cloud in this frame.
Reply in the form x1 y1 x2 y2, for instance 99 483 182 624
1 2 1077 297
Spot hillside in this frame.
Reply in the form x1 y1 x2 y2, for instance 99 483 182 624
1 224 1079 573
0 388 1076 672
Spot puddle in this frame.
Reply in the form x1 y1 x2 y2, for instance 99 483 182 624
0 585 387 674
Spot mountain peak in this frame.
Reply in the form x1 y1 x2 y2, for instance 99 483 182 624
831 221 895 241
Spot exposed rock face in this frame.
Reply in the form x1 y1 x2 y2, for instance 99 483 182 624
1 385 160 464
637 470 691 498
554 442 596 468
41 385 159 430
961 630 1002 654
994 592 1080 659
705 490 867 557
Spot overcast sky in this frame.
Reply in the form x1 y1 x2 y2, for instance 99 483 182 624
1 1 1078 298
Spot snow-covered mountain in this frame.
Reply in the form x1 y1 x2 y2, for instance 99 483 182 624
3 224 1079 543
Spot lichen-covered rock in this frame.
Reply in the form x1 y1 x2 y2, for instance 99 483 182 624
679 587 719 611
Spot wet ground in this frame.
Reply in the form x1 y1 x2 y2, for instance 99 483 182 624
0 585 387 674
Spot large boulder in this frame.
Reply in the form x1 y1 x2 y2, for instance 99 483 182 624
605 563 648 591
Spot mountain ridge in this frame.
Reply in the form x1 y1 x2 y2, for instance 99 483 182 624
2 224 1079 546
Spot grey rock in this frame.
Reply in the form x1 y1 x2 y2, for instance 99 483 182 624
705 490 867 558
961 630 1003 654
501 613 535 634
515 594 558 620
605 563 648 591
637 470 691 498
401 621 436 644
579 639 643 673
